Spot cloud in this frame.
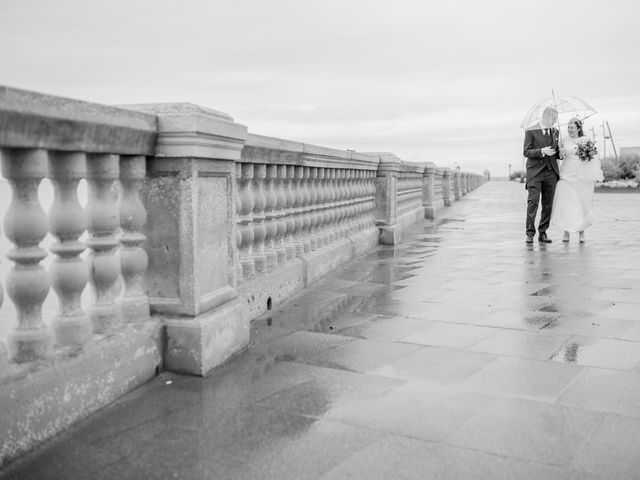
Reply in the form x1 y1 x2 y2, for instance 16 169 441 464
1 0 639 176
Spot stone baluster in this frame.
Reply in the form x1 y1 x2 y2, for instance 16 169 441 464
367 170 376 229
307 167 318 250
340 169 350 237
318 167 329 246
325 169 337 244
283 165 297 260
263 164 278 270
1 148 53 362
47 152 92 346
117 155 150 322
292 166 305 256
356 170 367 232
300 167 312 253
353 170 364 232
252 164 267 274
345 169 355 235
274 165 288 264
0 219 4 372
237 163 255 279
86 154 122 335
314 168 326 248
350 170 361 233
335 170 345 239
235 164 244 282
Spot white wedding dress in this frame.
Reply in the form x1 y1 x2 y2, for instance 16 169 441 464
551 135 604 233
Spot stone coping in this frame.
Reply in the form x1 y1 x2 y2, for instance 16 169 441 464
0 86 157 155
243 133 380 170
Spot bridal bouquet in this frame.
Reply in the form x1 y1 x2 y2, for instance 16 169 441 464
576 138 598 162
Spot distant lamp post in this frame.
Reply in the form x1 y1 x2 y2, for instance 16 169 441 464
509 163 512 179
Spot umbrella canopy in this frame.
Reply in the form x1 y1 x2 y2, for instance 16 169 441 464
521 95 597 130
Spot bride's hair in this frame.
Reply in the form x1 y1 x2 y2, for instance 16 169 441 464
569 117 585 137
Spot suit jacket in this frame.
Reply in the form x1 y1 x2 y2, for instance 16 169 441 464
523 126 560 186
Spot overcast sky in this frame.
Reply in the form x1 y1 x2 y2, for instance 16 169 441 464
1 0 639 176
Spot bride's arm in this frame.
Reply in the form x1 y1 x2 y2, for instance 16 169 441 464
558 137 566 160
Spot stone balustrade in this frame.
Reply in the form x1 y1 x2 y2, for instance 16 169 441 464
0 87 157 365
0 86 162 465
0 85 486 465
236 135 379 319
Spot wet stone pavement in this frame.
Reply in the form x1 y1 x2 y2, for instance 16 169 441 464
3 181 640 480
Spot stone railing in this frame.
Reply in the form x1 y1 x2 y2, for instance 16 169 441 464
0 87 159 361
0 86 162 465
0 85 486 466
235 135 379 319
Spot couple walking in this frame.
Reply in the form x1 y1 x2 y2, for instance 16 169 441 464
523 107 604 244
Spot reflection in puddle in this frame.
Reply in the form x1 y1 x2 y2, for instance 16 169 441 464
563 342 581 363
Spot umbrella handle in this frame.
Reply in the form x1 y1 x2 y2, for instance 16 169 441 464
552 89 563 154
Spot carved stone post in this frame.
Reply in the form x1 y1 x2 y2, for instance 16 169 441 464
131 103 248 376
251 164 267 273
1 148 53 362
308 167 319 250
118 155 150 322
0 204 4 371
237 163 255 279
274 165 288 264
86 154 122 335
292 166 305 256
442 168 452 207
263 164 278 270
48 151 92 345
374 155 401 245
422 163 436 219
454 170 462 201
301 166 312 253
283 165 297 260
314 167 326 248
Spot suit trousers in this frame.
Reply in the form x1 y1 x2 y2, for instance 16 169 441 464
526 167 558 237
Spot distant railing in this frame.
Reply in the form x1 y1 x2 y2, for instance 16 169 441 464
235 135 378 283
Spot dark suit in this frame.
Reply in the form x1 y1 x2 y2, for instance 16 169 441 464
523 126 560 238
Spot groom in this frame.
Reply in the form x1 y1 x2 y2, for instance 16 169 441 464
523 106 560 244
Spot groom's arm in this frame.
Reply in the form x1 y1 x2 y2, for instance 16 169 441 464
523 130 543 159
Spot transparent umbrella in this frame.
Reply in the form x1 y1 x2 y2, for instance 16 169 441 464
521 94 597 130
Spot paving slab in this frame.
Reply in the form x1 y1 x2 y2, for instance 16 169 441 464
3 181 640 479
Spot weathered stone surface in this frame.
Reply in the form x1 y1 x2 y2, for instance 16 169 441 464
163 297 249 376
0 321 161 466
123 102 246 161
239 259 308 320
0 86 157 155
143 157 237 317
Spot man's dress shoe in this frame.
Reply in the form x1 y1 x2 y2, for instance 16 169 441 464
538 234 552 243
526 236 534 244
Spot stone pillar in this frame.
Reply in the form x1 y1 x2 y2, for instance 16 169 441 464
454 170 462 201
130 103 249 376
374 155 401 245
422 163 436 219
442 168 452 207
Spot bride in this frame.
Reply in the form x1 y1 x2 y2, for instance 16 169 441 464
550 117 604 242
